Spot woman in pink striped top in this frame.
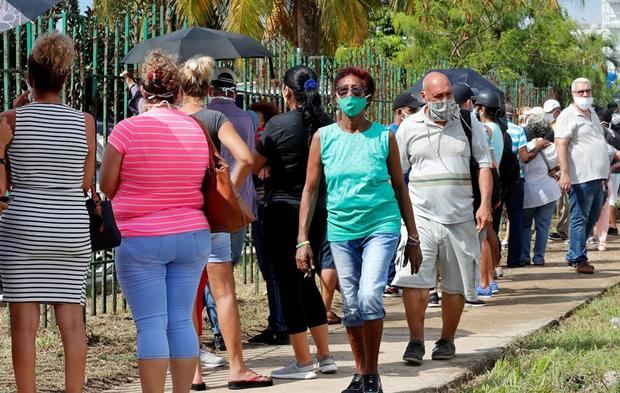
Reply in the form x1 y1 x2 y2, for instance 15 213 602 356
100 50 211 393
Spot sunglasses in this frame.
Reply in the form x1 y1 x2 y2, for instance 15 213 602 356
572 89 592 96
335 85 366 97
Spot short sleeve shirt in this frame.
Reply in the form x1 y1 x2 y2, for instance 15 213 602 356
484 121 504 165
191 108 229 151
256 110 333 203
555 105 609 184
507 122 528 177
396 106 492 224
108 108 210 237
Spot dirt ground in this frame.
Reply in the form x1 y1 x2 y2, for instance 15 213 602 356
0 282 270 393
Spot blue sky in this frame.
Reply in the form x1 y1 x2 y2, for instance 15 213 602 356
79 0 600 23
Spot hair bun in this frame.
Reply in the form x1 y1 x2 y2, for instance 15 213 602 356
303 79 318 91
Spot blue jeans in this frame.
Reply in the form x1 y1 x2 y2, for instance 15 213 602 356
252 211 287 333
521 202 555 265
567 180 605 265
204 284 221 336
505 179 525 266
329 232 399 328
230 227 247 266
116 230 210 359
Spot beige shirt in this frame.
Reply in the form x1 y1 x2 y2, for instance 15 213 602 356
555 104 609 185
396 107 492 224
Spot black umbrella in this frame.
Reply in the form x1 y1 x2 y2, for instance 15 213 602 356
0 0 62 33
408 68 504 103
121 27 273 64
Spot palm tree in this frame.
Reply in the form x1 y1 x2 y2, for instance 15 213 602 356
173 0 378 55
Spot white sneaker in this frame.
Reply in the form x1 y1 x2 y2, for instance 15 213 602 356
494 267 504 278
317 354 338 374
271 361 317 380
200 347 226 369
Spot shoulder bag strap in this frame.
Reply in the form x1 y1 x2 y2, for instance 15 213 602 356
191 114 227 172
459 109 474 158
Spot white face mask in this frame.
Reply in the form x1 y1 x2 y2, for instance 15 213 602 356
427 98 458 122
544 113 554 122
573 96 593 110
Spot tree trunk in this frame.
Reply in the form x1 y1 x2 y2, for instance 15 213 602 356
293 0 320 55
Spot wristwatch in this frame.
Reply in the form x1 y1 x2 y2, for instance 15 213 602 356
0 158 5 165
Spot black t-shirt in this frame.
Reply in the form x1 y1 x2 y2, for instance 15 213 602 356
256 110 333 203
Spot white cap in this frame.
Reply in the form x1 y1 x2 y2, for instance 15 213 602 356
543 99 561 113
524 106 546 122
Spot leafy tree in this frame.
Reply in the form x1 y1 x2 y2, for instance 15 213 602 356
365 0 613 103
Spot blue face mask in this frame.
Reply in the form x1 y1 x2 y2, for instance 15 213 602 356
338 95 367 117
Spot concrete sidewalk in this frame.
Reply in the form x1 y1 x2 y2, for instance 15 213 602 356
104 239 620 393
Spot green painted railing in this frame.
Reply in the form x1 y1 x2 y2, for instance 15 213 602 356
0 1 549 319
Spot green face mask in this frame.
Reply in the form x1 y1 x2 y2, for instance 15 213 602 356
338 95 367 117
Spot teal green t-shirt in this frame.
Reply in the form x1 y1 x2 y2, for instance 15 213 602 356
320 122 401 242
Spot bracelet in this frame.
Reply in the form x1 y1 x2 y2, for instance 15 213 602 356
296 240 310 249
407 235 420 246
0 158 4 165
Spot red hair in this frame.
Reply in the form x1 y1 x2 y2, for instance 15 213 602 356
334 67 376 96
249 101 280 123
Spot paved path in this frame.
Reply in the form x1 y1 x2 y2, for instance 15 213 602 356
105 239 620 393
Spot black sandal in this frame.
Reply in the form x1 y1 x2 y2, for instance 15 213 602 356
191 382 207 391
227 375 273 390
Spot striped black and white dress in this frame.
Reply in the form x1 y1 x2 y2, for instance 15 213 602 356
0 103 90 305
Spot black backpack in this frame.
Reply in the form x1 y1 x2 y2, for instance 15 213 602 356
459 109 501 213
498 128 521 189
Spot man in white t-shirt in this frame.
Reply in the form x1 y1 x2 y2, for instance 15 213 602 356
555 77 609 274
393 72 493 364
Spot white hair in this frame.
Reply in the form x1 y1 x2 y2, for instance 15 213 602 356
571 77 591 92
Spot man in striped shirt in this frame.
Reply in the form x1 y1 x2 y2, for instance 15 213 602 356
394 72 493 363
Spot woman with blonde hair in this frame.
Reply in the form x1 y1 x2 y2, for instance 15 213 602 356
0 33 96 392
178 56 272 390
100 50 211 392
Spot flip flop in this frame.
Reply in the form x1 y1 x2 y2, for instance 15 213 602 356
227 375 273 390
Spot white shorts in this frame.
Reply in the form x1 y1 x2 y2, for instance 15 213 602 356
209 232 232 263
392 215 480 300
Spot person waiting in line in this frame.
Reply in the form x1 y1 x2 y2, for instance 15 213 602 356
246 100 291 345
592 109 620 252
121 70 145 116
0 32 96 393
100 50 212 393
556 78 609 274
207 68 258 265
473 91 503 299
543 99 573 243
521 113 560 265
177 57 273 390
198 68 261 353
253 65 337 380
297 66 422 393
394 72 493 366
606 111 620 237
384 91 421 299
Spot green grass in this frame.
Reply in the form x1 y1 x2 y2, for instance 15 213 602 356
459 286 620 393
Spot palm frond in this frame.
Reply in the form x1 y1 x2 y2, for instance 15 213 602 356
319 0 374 51
175 0 220 27
224 0 272 39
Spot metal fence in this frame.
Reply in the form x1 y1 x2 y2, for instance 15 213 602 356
0 1 550 318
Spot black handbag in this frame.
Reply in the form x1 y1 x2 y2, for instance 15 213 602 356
86 185 121 251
